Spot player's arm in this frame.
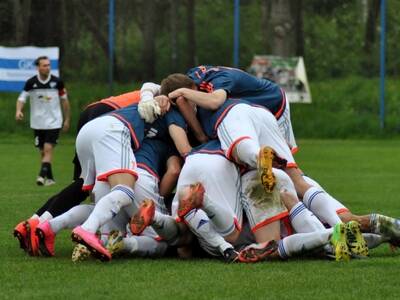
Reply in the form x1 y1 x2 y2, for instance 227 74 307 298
16 91 28 121
159 155 182 198
168 124 192 157
175 96 208 144
61 98 71 132
58 81 70 132
169 88 227 110
15 99 25 121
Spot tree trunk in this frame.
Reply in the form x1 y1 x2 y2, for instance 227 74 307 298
170 0 179 72
13 0 32 45
261 0 300 57
185 0 197 68
364 0 380 54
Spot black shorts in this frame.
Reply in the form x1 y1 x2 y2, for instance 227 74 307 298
34 129 60 149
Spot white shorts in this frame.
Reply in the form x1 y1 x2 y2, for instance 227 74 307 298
217 104 297 167
171 153 242 234
242 168 297 232
277 95 298 153
76 115 138 191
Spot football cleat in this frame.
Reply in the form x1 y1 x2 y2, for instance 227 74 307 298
238 240 279 263
257 147 287 193
44 179 56 186
223 247 239 263
35 221 56 257
36 176 45 186
177 182 205 218
106 231 125 257
130 199 156 235
330 223 351 261
26 218 40 256
71 226 111 262
71 243 91 262
345 221 369 258
14 220 29 251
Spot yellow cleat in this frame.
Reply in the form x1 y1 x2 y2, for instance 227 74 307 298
346 221 369 258
330 223 351 261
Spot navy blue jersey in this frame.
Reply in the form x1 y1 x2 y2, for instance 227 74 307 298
188 139 225 158
187 65 286 118
145 107 187 142
136 138 178 180
108 104 145 151
197 98 250 138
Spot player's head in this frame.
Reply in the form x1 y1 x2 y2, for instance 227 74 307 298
160 73 197 96
35 56 51 77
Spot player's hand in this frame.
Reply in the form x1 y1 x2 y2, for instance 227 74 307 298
168 88 186 100
15 111 24 121
154 95 171 115
62 120 70 132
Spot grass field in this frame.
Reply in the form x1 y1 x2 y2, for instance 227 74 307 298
1 136 400 299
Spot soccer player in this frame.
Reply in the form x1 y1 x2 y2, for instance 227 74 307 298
16 56 70 186
35 138 178 259
69 100 191 261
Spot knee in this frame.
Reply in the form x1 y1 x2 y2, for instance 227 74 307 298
280 191 299 211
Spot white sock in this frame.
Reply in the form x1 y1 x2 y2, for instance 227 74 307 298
278 229 332 258
234 139 259 168
49 204 94 234
39 211 53 223
152 211 180 244
302 186 342 226
202 194 236 236
123 236 168 257
184 209 233 255
289 202 326 233
82 185 134 233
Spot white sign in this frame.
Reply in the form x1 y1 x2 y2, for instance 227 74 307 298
0 46 59 92
248 55 312 103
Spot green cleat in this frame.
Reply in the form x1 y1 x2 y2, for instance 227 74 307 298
330 223 351 261
106 231 125 257
345 221 369 258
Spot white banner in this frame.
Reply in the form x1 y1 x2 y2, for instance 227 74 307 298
0 46 59 92
248 55 312 103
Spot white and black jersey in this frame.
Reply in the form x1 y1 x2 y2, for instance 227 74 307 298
18 74 68 129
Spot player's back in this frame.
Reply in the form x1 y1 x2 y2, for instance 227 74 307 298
188 66 284 116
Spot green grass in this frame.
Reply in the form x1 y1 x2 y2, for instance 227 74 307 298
1 137 400 299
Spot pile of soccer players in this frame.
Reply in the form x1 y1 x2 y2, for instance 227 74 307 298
13 66 400 263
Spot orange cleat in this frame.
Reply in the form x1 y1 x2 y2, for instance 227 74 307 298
177 182 205 218
130 199 155 235
25 218 40 256
14 220 29 251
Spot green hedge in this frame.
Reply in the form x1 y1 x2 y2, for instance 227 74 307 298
0 77 399 138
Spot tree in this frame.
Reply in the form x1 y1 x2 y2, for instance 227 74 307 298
261 0 303 57
185 0 197 68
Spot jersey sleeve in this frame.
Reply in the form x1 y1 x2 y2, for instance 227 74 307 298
208 73 235 94
165 109 187 130
17 80 32 102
